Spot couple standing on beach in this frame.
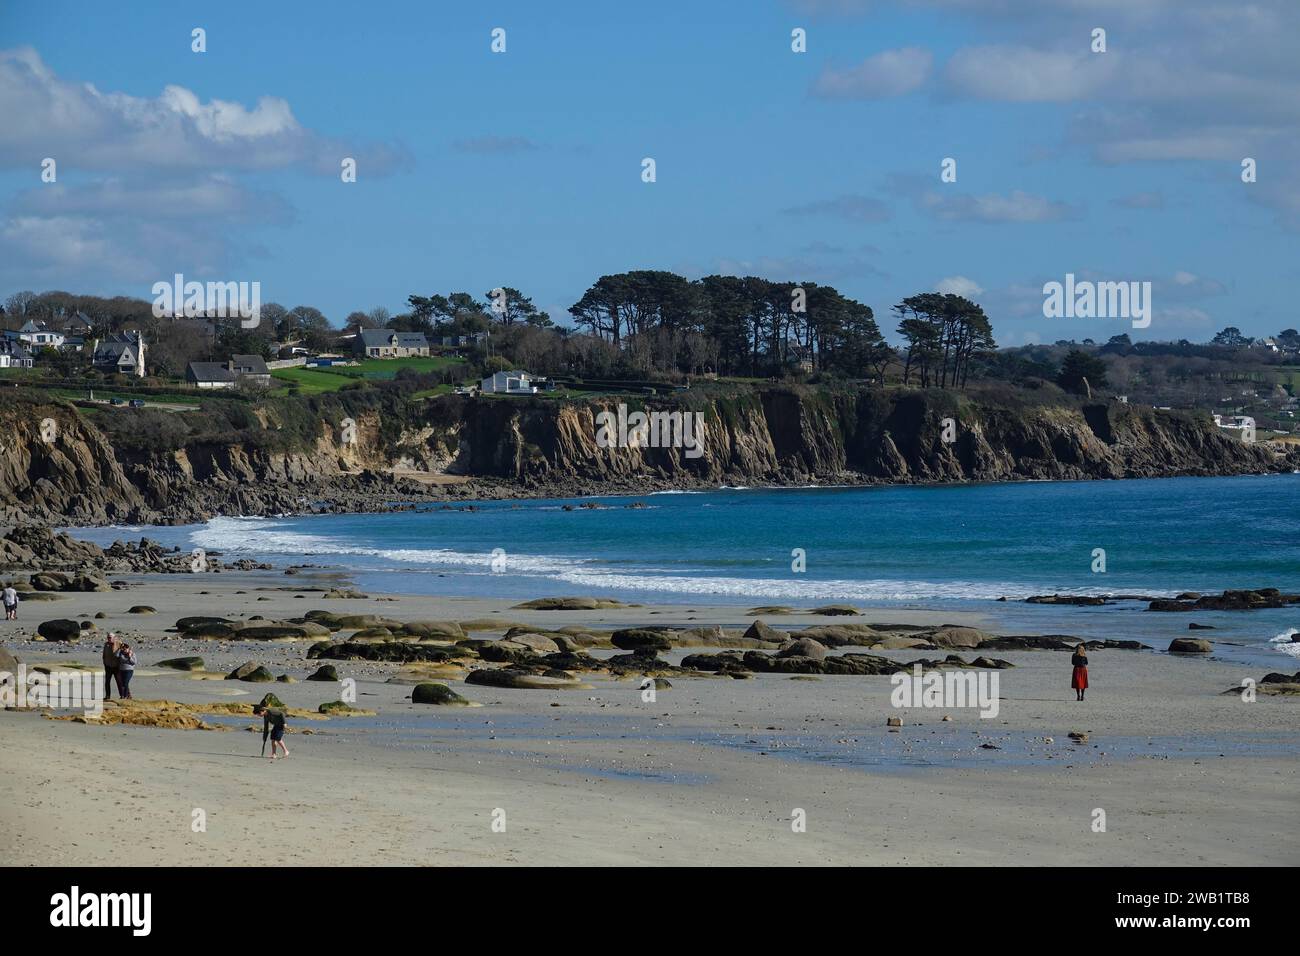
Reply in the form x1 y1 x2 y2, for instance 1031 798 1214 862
101 633 137 699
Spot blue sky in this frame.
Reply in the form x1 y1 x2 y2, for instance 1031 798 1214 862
2 0 1297 344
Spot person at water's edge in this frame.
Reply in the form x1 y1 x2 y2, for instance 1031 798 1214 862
2 584 17 621
256 705 290 761
1071 644 1089 702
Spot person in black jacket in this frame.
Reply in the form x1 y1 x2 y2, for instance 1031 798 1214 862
255 704 289 760
1071 644 1089 701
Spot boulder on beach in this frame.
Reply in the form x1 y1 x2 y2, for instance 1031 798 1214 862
29 571 69 592
401 620 466 640
227 662 276 682
1168 637 1212 654
808 604 860 616
68 573 110 593
412 682 473 705
156 656 205 671
465 668 590 690
743 620 790 644
610 628 673 652
257 693 285 709
501 633 561 654
239 625 316 641
176 616 235 631
310 641 473 664
928 626 996 649
37 619 82 642
127 605 155 614
512 596 629 611
338 615 402 630
318 700 371 714
797 624 881 647
776 637 827 661
1261 671 1300 684
306 664 339 682
177 620 239 639
0 645 19 690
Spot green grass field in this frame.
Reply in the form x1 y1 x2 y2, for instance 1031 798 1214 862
54 388 202 405
272 356 465 394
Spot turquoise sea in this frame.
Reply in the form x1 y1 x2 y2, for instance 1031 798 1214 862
75 474 1300 667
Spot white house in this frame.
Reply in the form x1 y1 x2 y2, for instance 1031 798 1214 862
1213 414 1256 440
480 370 544 395
0 339 34 368
12 320 65 350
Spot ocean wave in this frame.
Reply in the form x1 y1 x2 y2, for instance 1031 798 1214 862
184 517 1196 605
189 517 595 576
1268 628 1300 659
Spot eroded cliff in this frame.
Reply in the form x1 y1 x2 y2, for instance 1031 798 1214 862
0 384 1290 526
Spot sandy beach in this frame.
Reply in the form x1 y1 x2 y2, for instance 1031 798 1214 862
1 570 1296 867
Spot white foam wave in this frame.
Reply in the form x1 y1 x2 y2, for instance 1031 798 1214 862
1268 628 1300 658
187 517 1186 604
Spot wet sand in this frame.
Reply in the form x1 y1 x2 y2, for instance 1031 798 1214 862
1 571 1297 866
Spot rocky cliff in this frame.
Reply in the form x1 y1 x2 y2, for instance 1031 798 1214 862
0 385 1291 527
433 386 1291 488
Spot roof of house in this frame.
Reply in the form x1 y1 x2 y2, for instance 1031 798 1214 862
357 329 429 348
0 338 32 357
94 342 137 363
187 362 237 383
16 320 65 337
229 353 269 374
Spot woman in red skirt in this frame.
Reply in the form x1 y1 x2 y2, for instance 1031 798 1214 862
1071 644 1089 701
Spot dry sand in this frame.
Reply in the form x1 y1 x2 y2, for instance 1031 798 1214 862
1 571 1296 866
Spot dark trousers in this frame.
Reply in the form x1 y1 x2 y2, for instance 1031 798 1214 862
117 670 133 698
104 667 117 699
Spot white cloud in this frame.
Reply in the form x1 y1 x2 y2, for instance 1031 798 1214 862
0 47 408 174
921 189 1077 223
935 275 984 297
782 194 892 222
12 176 294 224
813 48 933 98
945 46 1111 102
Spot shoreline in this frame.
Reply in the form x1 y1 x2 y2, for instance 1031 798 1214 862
2 571 1297 866
31 463 1300 530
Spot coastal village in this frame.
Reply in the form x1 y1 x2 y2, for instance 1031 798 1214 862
1 292 1299 446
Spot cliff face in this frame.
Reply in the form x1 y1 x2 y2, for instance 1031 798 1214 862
0 386 1290 526
434 387 1287 487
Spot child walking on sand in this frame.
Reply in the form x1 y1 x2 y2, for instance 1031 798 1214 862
1071 643 1089 701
